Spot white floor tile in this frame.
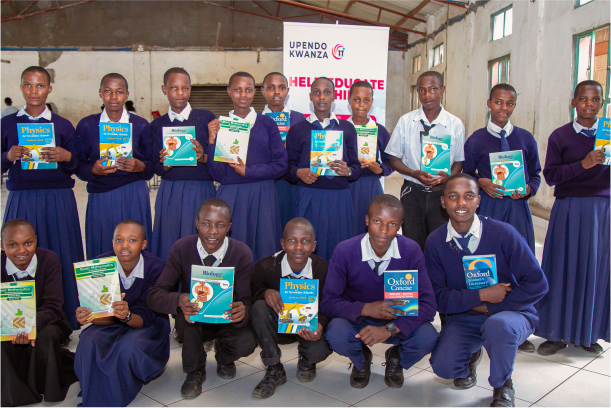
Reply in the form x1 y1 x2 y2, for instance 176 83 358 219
536 369 611 407
582 349 611 377
129 393 165 407
524 336 603 369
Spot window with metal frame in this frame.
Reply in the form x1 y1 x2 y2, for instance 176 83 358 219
189 85 267 117
413 54 421 74
430 44 444 68
574 26 610 118
576 0 595 7
489 56 510 89
491 6 513 41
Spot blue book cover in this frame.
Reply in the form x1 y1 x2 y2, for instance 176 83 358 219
383 271 418 316
162 126 197 166
310 130 343 176
99 123 133 166
17 123 57 170
462 255 498 290
264 112 290 142
189 266 234 324
489 150 527 196
421 133 450 175
594 118 610 165
278 278 318 333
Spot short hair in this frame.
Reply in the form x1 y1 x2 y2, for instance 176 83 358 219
311 76 335 92
367 194 403 215
489 83 517 101
4 97 12 105
262 72 288 86
125 101 135 112
228 71 255 88
417 71 444 87
443 173 479 194
198 198 232 221
1 219 35 241
283 217 315 240
100 73 129 91
349 80 373 98
574 80 603 99
163 67 191 86
114 220 146 240
21 66 51 85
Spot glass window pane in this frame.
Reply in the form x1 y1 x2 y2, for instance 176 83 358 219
439 44 444 64
504 8 513 37
491 61 500 87
577 35 593 83
493 13 504 40
579 0 594 6
500 60 507 83
417 56 421 72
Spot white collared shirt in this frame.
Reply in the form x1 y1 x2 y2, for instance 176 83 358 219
168 102 192 122
196 237 229 267
446 215 483 254
277 251 313 279
486 119 514 139
360 234 401 275
347 116 376 127
5 254 37 281
100 108 130 123
229 107 257 126
385 105 465 185
17 106 52 121
573 117 599 136
116 254 144 290
307 112 340 129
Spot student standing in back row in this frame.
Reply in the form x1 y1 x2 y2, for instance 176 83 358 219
386 71 465 250
74 73 154 259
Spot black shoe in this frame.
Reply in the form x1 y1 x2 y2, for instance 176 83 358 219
296 357 317 383
454 348 483 389
350 345 373 389
517 340 535 353
204 340 214 352
579 342 604 354
252 363 287 399
384 345 404 388
537 340 567 356
491 378 515 407
217 362 236 379
181 367 206 399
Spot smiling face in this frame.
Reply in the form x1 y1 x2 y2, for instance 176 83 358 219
112 223 147 266
21 71 52 109
487 89 516 128
262 74 289 110
572 85 603 122
163 73 191 113
100 77 129 114
349 86 373 120
228 76 255 110
365 203 403 258
416 75 444 112
1 225 37 271
196 205 232 254
441 177 481 233
310 78 335 117
281 222 316 271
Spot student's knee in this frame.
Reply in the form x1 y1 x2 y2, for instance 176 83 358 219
251 300 274 322
36 324 63 348
407 322 439 355
481 313 519 345
229 327 257 358
324 318 356 350
301 337 333 364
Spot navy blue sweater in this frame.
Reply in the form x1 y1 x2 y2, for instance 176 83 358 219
285 119 361 189
424 216 548 323
288 110 307 127
74 113 154 193
356 122 393 179
151 109 215 181
1 112 77 190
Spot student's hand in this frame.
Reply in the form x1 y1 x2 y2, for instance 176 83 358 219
582 150 605 169
6 145 30 162
76 306 95 325
40 147 71 162
298 323 323 341
413 170 438 186
12 331 34 347
208 119 220 144
191 140 206 163
478 178 504 199
479 283 512 304
328 160 350 177
116 157 146 173
159 149 173 171
366 161 384 175
362 300 405 320
359 158 369 169
264 289 284 315
435 170 450 184
226 301 245 323
112 293 129 320
296 168 319 184
510 184 531 200
229 157 246 177
355 325 391 346
179 293 201 324
92 159 119 176
471 304 488 314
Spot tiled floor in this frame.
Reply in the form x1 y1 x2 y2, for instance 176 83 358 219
1 173 609 407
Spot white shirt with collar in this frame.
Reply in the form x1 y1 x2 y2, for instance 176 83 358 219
445 215 483 254
277 251 313 280
196 237 229 267
361 234 401 275
262 104 291 117
385 105 465 185
307 112 340 129
486 119 514 139
100 107 130 123
573 117 599 136
5 254 37 281
229 107 257 126
347 116 376 128
17 105 52 121
168 102 192 122
116 254 144 290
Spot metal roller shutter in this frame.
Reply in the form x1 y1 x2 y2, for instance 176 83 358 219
189 86 267 117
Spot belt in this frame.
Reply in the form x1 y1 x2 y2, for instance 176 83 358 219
402 179 445 192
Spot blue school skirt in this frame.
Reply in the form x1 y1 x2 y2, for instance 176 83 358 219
535 196 610 345
151 179 216 263
216 179 281 262
85 180 153 260
477 193 535 254
3 188 83 329
294 186 356 261
349 177 384 235
75 316 170 407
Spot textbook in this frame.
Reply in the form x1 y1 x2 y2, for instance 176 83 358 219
162 126 197 166
213 116 252 165
1 281 36 341
17 123 57 170
383 271 418 317
355 125 378 163
489 150 527 196
189 266 234 324
278 278 319 333
594 118 611 165
99 122 133 166
74 257 122 318
310 130 343 176
264 111 290 142
462 255 498 290
420 133 450 175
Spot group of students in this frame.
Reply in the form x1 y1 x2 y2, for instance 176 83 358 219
0 63 608 408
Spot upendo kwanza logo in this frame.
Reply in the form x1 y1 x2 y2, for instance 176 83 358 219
332 44 345 59
288 41 329 58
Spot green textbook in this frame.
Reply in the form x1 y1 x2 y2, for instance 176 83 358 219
355 125 378 163
163 126 197 166
489 150 527 196
421 133 451 175
213 116 252 165
74 257 122 319
1 281 36 341
189 266 234 324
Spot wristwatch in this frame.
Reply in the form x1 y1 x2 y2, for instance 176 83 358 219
386 322 397 337
120 310 132 323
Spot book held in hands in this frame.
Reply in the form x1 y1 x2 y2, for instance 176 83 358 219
594 118 610 165
355 125 378 163
74 257 122 318
17 123 57 170
99 123 133 166
264 111 290 142
383 271 418 316
420 133 450 176
1 281 36 341
462 255 498 290
213 116 252 165
310 130 343 176
162 126 197 166
489 150 527 196
189 266 234 324
278 278 319 333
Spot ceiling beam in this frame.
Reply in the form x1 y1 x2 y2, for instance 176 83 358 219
343 0 356 13
432 0 468 7
354 1 426 24
390 0 430 34
1 0 95 23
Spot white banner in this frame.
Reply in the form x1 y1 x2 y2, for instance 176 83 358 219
283 22 389 125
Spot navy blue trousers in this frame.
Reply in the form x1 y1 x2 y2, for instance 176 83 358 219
429 311 534 388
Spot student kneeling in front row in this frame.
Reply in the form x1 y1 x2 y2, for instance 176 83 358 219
321 194 439 389
425 174 548 407
147 198 257 399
